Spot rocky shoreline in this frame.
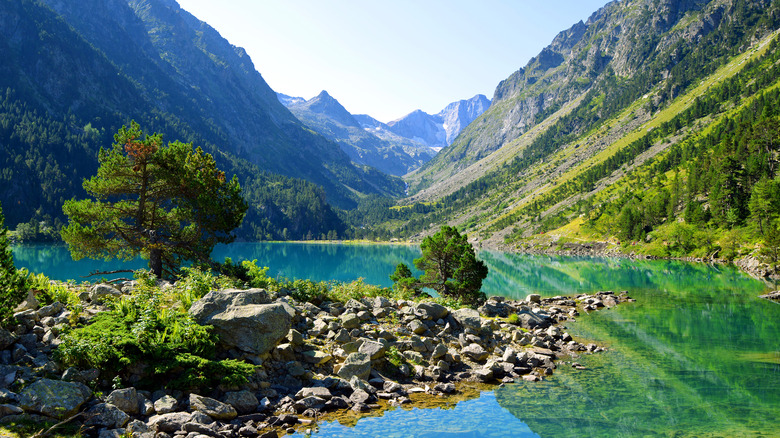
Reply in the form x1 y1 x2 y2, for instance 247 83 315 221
499 239 780 283
0 283 632 438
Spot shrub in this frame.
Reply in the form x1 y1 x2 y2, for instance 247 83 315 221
55 272 253 390
0 203 27 325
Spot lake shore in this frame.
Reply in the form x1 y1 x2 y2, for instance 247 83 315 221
0 281 630 437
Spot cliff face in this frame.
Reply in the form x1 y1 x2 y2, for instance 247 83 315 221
409 0 758 193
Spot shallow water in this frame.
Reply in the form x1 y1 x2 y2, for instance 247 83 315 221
12 244 779 437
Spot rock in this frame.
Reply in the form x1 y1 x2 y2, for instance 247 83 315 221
407 319 427 335
189 289 293 355
89 283 122 302
0 329 15 351
84 403 130 429
19 378 91 419
97 429 127 438
148 412 193 433
340 313 360 330
14 289 39 312
430 343 448 360
526 294 541 303
286 329 304 346
373 296 392 308
0 404 23 416
293 396 327 412
295 387 332 400
301 349 332 365
349 389 371 404
516 310 551 329
358 340 386 360
451 308 481 331
461 344 489 362
153 394 178 414
37 302 64 318
223 390 259 414
189 393 237 420
434 382 456 394
286 361 307 377
105 387 139 415
337 352 371 381
415 302 449 320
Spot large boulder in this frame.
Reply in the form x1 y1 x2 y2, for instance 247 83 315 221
105 387 139 415
148 412 193 433
84 403 130 429
19 378 92 419
415 302 449 320
189 289 293 355
189 393 237 420
337 352 371 381
452 308 481 331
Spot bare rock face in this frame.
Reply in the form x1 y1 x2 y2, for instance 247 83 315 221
189 289 293 355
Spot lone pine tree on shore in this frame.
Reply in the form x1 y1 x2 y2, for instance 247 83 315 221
61 121 247 279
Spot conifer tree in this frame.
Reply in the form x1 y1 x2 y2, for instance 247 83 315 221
62 122 247 279
0 202 27 325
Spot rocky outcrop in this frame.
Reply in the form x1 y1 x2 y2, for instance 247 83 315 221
188 289 294 355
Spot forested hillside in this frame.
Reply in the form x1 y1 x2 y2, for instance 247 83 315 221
0 0 402 241
362 0 780 265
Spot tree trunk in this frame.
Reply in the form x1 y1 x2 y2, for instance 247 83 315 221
150 247 162 279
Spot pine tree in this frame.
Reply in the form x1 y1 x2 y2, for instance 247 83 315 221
61 122 247 279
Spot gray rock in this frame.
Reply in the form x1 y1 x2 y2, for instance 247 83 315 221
516 310 551 329
373 296 392 309
84 403 130 429
349 389 371 404
105 387 139 415
189 393 237 420
148 412 193 433
415 302 449 320
295 387 332 400
14 289 39 312
340 313 360 330
286 329 303 346
0 404 23 416
223 390 258 414
526 293 541 303
287 361 307 377
37 302 64 318
19 378 91 419
358 340 386 360
337 352 371 381
189 289 293 355
97 428 126 438
407 319 427 335
293 396 327 412
89 283 122 302
461 343 489 362
430 343 448 360
301 349 332 365
451 308 481 331
153 394 178 414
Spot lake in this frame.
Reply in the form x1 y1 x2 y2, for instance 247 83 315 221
12 243 780 437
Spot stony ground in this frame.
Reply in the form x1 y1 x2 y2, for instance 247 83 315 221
0 285 633 438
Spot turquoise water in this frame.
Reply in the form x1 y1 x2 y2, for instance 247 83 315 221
12 244 780 437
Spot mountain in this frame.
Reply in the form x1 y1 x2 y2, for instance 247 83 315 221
386 95 491 151
0 0 403 238
407 0 778 194
280 92 490 175
362 0 780 258
280 91 435 176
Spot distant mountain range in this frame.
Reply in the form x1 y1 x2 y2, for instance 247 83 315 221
278 92 490 175
0 0 402 239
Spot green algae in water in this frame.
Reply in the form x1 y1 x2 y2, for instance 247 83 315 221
495 261 780 437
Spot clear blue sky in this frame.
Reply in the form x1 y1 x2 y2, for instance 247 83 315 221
176 0 609 122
